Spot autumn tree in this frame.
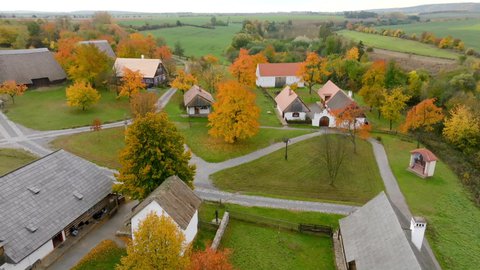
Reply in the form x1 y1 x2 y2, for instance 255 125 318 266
297 52 330 94
380 88 411 130
197 55 225 93
359 61 387 116
114 112 195 200
68 44 112 87
171 70 198 93
208 80 260 143
189 247 233 270
119 68 146 99
229 48 267 87
117 213 190 270
345 47 359 61
131 92 158 118
401 98 444 147
320 135 348 186
116 33 157 58
406 70 426 102
333 103 371 153
65 81 101 111
91 118 102 132
443 105 480 152
55 32 82 70
154 45 173 60
0 80 27 104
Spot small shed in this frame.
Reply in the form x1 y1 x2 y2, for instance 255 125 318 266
274 86 310 121
408 148 438 178
183 85 215 116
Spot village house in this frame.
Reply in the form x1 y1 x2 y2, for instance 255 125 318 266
337 192 438 270
0 48 66 87
0 150 117 270
256 63 304 88
114 57 167 87
183 85 215 116
127 176 202 245
78 40 116 58
274 86 310 121
408 148 438 178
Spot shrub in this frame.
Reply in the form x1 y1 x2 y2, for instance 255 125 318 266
366 47 374 52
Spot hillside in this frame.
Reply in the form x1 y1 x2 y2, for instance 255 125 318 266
370 2 480 14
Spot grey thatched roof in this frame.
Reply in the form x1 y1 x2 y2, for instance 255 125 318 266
0 48 66 85
184 85 215 107
129 176 201 229
339 192 437 270
78 40 116 58
0 150 113 264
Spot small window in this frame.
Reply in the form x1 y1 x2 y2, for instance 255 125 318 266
292 112 300 117
200 106 208 110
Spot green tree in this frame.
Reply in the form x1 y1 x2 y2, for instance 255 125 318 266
380 88 411 130
114 113 195 200
174 41 185 57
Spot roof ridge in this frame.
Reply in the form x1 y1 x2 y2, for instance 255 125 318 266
0 149 61 177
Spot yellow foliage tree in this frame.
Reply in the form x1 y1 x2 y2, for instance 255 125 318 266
68 44 112 87
297 52 330 94
359 61 387 115
171 70 198 93
380 88 411 130
65 81 101 111
119 68 146 99
345 47 359 61
0 80 27 104
443 105 480 152
208 80 260 143
117 212 190 270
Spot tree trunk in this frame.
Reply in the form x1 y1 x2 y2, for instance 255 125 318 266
389 120 392 131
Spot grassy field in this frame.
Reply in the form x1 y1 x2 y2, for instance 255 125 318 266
0 148 37 176
338 30 460 59
72 240 125 270
355 94 404 131
5 84 130 131
51 127 125 169
379 19 480 51
212 135 384 204
380 135 480 269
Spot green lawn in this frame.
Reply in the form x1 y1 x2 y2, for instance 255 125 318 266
253 88 282 126
212 135 384 204
379 19 480 51
72 240 125 270
266 86 321 105
355 94 404 131
5 84 130 131
380 135 480 269
0 148 37 176
338 30 460 59
51 127 125 169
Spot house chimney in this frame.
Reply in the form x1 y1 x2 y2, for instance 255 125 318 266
141 54 144 59
410 217 427 250
289 87 293 96
347 90 353 98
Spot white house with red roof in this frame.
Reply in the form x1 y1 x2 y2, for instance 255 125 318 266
256 63 304 88
274 86 310 121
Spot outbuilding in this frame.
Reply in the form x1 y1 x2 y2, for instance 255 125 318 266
256 63 304 88
183 85 215 116
274 86 310 121
408 148 438 178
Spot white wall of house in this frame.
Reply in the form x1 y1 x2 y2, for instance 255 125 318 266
284 112 307 121
187 106 211 115
256 76 276 87
286 76 304 87
2 240 54 270
426 161 436 177
131 201 198 245
312 111 336 127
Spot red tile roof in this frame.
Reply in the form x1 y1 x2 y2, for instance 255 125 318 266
257 63 302 77
410 148 438 162
275 86 299 112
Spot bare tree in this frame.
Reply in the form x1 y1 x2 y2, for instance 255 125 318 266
320 135 348 186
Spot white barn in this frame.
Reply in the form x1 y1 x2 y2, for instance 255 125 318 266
128 176 201 245
256 63 304 88
274 86 310 121
183 85 215 116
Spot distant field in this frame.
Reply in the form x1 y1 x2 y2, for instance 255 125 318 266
141 25 241 60
338 30 459 59
379 19 480 51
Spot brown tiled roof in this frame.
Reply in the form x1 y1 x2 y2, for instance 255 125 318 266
184 85 215 107
317 80 342 101
257 63 302 77
128 176 201 230
274 86 310 112
114 58 162 78
410 149 438 162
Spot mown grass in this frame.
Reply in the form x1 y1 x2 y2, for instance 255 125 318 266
338 30 460 59
0 148 37 176
71 240 125 270
379 19 480 51
355 94 404 131
212 135 384 204
380 135 480 270
5 84 130 131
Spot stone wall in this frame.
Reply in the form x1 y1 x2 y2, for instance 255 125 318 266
211 212 230 251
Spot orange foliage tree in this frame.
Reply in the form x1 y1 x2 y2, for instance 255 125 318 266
229 49 267 87
0 80 27 104
154 45 173 60
116 33 157 58
208 80 260 143
171 70 198 93
332 103 371 154
55 32 82 70
297 52 331 94
401 98 444 146
119 68 146 99
189 247 233 270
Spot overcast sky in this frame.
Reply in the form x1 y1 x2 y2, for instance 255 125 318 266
1 0 476 13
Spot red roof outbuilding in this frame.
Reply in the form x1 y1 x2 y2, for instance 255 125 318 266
410 148 438 162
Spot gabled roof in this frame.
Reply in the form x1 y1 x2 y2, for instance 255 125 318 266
326 90 355 111
78 40 116 58
339 192 437 270
317 80 342 100
257 63 302 77
274 86 310 113
0 150 113 264
411 148 438 162
114 58 162 78
0 48 66 85
129 176 201 230
184 85 215 107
